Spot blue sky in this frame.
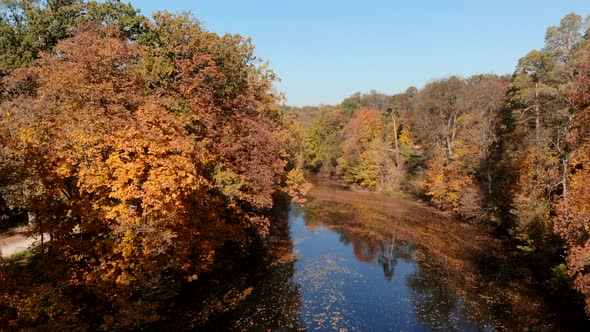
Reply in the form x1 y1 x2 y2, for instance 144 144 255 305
128 1 589 106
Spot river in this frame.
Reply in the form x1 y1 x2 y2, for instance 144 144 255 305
212 177 587 331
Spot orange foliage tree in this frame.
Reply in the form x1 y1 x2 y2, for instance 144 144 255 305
408 75 507 216
555 39 590 315
0 11 309 327
337 108 394 190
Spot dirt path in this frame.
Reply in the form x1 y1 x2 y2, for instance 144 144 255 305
0 227 42 258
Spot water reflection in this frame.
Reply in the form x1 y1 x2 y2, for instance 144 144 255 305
228 202 303 331
221 187 563 331
298 198 523 331
378 235 397 281
333 225 412 283
230 261 303 330
405 256 495 331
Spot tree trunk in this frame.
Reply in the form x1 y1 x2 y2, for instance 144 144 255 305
27 211 35 227
392 116 400 169
49 231 53 253
446 113 456 162
535 81 540 143
487 162 493 196
40 218 44 256
562 155 568 216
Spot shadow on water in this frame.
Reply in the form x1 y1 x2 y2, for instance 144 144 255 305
219 202 304 331
146 197 303 331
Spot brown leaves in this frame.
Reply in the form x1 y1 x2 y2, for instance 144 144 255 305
551 40 590 316
0 13 302 327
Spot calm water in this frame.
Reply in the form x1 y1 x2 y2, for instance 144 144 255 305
226 203 499 331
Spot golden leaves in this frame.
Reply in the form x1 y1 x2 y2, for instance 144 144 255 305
284 169 313 205
337 108 391 190
425 155 474 211
0 13 305 327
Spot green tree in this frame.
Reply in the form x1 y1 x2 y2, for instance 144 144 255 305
304 120 324 171
303 108 346 174
0 0 147 82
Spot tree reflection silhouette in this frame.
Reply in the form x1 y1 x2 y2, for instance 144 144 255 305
405 254 498 331
223 202 304 330
229 262 303 330
301 200 502 330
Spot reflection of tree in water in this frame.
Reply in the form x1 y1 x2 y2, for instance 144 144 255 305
332 222 417 283
406 257 463 331
377 223 401 281
405 253 497 331
229 261 303 331
378 236 416 283
219 201 304 330
329 219 532 330
301 198 548 330
337 230 381 264
303 201 384 264
378 238 397 281
303 201 499 330
337 225 429 285
304 201 412 282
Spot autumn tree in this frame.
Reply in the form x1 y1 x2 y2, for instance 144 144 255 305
505 13 588 250
460 75 509 221
466 75 509 194
303 108 347 174
408 75 507 215
337 108 395 190
554 36 590 316
0 9 309 328
388 87 418 169
410 77 469 209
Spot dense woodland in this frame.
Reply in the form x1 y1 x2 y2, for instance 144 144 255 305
0 0 309 328
297 12 590 319
2 0 590 329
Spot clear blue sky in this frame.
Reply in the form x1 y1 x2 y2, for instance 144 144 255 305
128 1 589 106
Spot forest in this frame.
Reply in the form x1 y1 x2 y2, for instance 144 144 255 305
1 0 590 330
296 11 590 322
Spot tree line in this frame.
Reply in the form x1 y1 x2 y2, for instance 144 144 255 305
300 13 590 316
0 0 309 328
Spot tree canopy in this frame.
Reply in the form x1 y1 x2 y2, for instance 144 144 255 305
0 1 309 328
